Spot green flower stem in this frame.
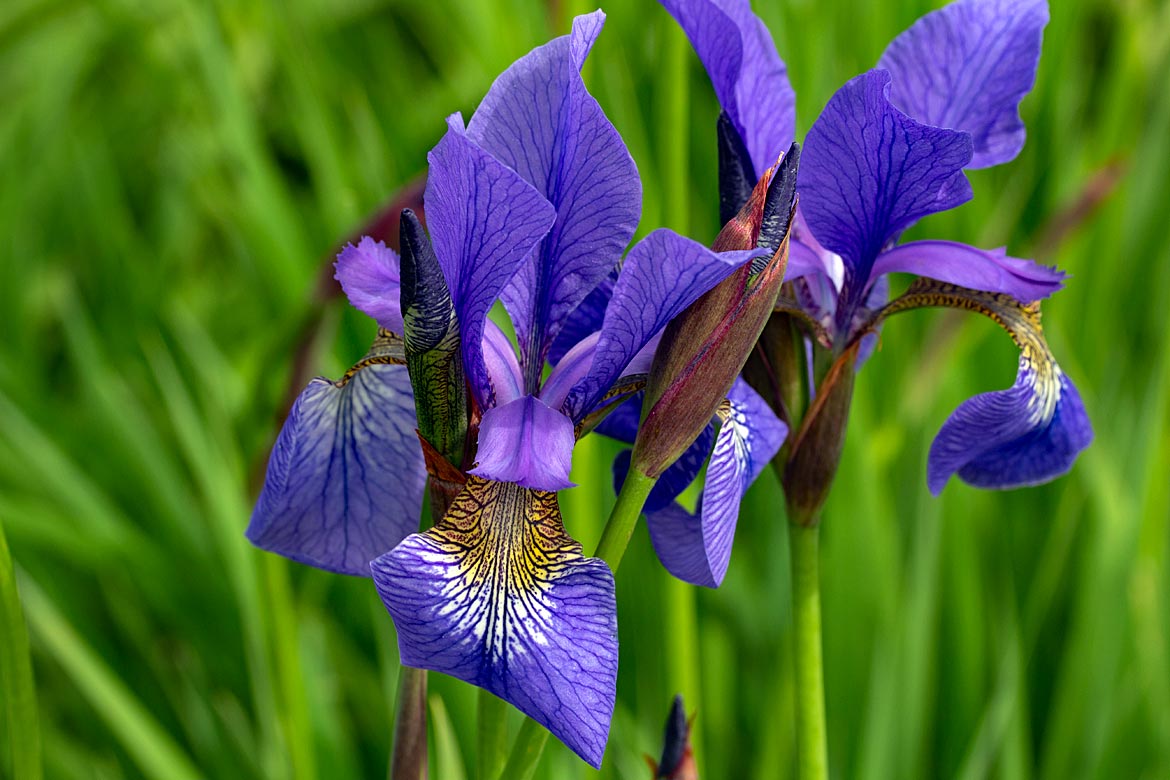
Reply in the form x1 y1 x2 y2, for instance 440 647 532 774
477 690 508 780
390 665 428 780
495 716 550 780
789 520 829 780
0 519 42 780
594 468 658 570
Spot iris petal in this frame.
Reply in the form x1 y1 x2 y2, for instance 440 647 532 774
928 361 1091 493
879 0 1049 169
659 0 796 178
873 240 1064 303
548 268 617 366
876 279 1092 493
467 11 642 382
799 69 973 330
425 116 556 408
564 228 764 421
371 477 618 768
644 379 786 587
334 237 404 333
470 395 576 491
248 348 425 576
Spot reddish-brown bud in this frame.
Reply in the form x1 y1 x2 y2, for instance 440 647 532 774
631 145 799 479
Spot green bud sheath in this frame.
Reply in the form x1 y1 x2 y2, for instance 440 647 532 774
782 345 857 525
400 209 469 479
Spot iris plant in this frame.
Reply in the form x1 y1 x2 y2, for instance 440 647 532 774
658 0 1093 775
662 0 1092 505
248 11 788 768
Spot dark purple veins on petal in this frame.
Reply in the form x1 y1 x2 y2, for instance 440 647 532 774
928 359 1092 493
425 116 556 410
467 11 642 388
564 228 764 421
660 0 796 178
879 0 1049 169
643 379 787 587
798 69 973 331
248 363 426 576
371 477 618 768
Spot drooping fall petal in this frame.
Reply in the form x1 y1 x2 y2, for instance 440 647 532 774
372 477 618 768
249 335 425 575
643 379 786 587
876 279 1092 493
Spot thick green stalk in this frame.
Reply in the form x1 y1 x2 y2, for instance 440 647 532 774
789 520 828 780
0 520 42 780
477 690 508 780
495 717 550 780
390 665 428 780
594 468 658 570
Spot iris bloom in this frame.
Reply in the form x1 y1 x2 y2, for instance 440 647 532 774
661 0 1092 496
248 11 784 766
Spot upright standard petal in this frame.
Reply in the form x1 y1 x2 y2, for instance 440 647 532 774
873 240 1064 302
467 12 642 384
371 477 618 768
799 69 973 328
877 279 1092 493
248 339 426 576
879 0 1049 168
644 379 785 587
335 237 404 333
425 116 557 408
660 0 796 177
563 228 764 421
469 395 576 491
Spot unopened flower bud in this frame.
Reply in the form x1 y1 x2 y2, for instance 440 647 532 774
631 144 800 479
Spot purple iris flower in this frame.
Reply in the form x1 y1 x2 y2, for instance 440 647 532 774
661 0 1092 494
248 11 784 766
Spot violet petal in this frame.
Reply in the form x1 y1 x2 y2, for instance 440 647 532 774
248 365 425 576
879 0 1048 169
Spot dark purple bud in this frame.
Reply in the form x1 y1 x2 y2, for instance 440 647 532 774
651 695 697 779
717 111 756 228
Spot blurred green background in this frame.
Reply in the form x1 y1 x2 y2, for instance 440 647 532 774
1 0 1168 777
